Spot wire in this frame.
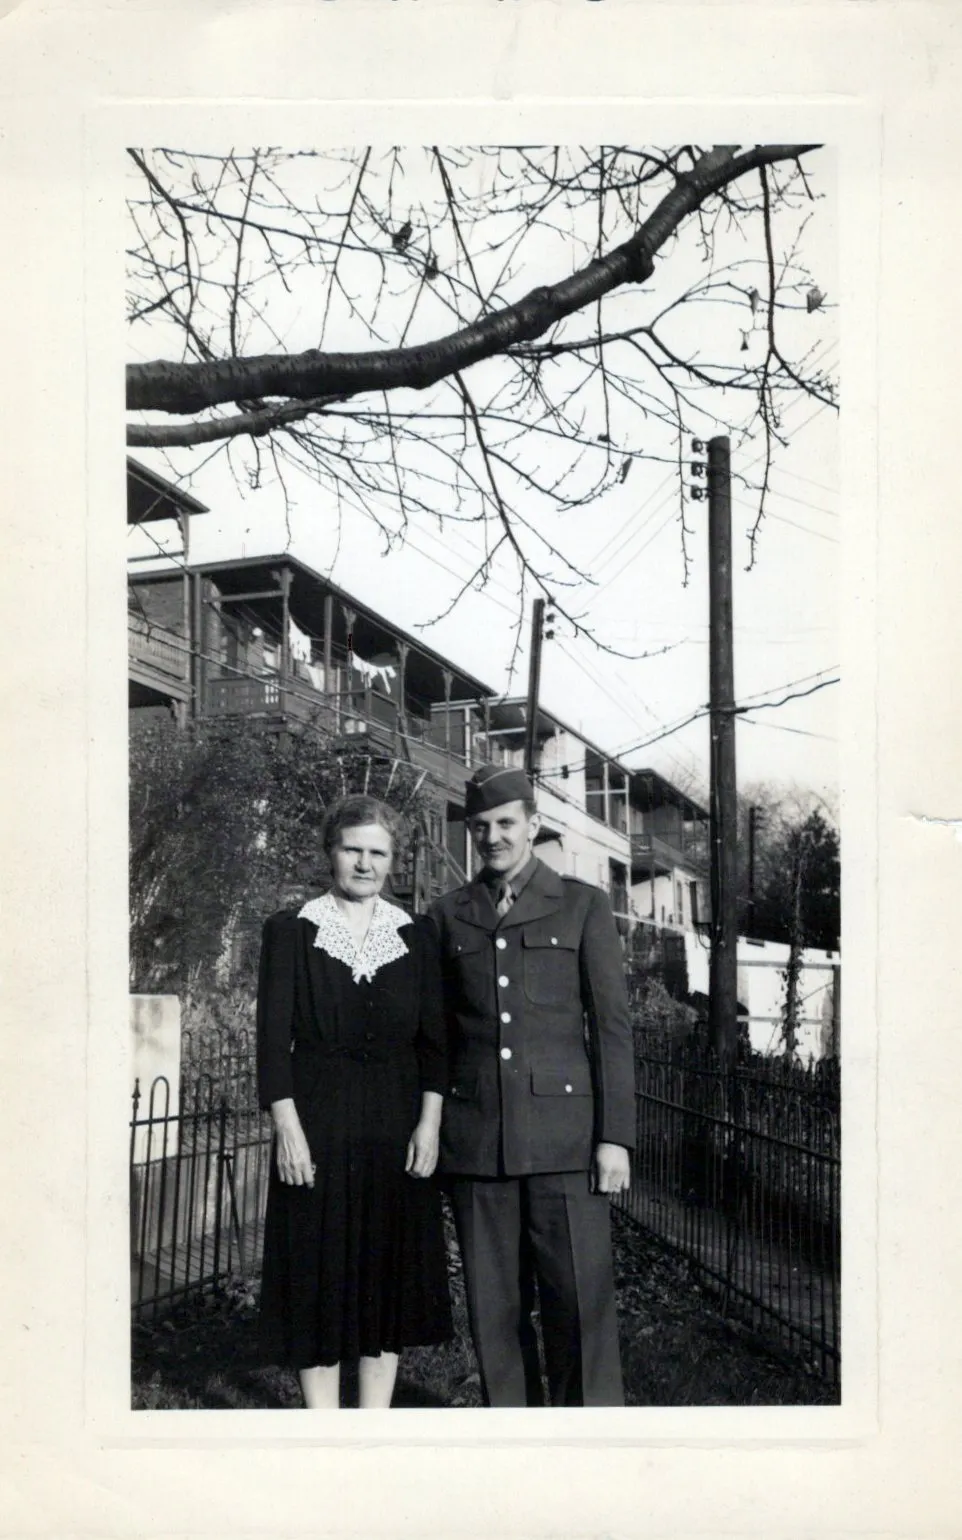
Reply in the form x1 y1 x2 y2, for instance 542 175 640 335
736 665 839 708
538 675 840 776
740 716 837 742
735 676 839 714
764 484 837 520
755 510 839 544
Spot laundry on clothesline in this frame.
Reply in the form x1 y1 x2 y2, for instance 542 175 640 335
349 653 397 693
288 617 312 664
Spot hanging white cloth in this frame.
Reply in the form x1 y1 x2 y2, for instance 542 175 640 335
288 616 312 663
305 662 325 693
351 653 397 693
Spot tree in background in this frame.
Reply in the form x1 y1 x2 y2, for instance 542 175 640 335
738 787 840 951
126 144 835 645
129 714 429 1002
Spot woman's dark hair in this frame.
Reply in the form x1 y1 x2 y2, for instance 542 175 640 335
321 795 403 859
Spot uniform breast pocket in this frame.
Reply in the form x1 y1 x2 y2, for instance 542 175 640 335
521 925 580 1006
443 930 492 1013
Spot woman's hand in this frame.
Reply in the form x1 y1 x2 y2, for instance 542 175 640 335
405 1091 443 1178
271 1099 315 1187
405 1119 439 1178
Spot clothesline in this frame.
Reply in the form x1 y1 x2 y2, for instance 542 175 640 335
272 616 398 694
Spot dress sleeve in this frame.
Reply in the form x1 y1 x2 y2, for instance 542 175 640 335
256 913 297 1110
413 916 448 1097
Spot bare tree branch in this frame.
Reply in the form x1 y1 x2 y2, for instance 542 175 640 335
127 144 820 422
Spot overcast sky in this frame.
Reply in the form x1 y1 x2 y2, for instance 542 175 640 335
128 146 838 806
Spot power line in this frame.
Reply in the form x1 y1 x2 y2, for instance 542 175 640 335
740 716 837 742
753 509 839 544
537 675 840 777
736 665 839 707
583 374 839 608
763 484 837 519
737 676 839 714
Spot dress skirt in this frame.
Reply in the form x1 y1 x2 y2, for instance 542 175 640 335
256 910 453 1371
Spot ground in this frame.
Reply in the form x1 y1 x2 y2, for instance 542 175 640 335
131 1209 837 1410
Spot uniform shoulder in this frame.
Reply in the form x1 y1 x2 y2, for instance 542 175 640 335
559 875 615 912
429 884 471 916
560 873 602 893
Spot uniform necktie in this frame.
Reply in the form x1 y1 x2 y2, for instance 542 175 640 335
495 880 515 917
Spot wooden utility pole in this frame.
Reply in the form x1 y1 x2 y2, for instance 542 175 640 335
707 436 739 1065
523 598 546 779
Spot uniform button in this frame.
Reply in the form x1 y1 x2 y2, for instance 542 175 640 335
565 1083 573 1093
500 1047 512 1061
496 938 507 950
500 1011 511 1024
551 937 558 945
498 975 509 987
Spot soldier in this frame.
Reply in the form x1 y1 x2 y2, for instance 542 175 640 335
431 763 635 1407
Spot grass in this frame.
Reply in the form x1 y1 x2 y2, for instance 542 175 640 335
132 1207 838 1410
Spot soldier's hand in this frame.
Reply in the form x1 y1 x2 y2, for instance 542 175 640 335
592 1142 630 1195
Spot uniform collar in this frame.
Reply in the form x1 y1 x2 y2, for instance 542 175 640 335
479 853 539 902
455 856 564 930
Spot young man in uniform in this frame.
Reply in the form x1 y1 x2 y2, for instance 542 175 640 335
431 763 635 1407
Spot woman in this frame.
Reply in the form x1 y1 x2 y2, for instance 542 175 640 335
256 794 452 1408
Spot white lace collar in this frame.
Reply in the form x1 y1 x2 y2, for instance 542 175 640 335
297 891 412 983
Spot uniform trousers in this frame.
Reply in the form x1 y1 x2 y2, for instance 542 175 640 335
448 1170 624 1407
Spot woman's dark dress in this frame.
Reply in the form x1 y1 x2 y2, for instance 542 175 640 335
256 905 453 1369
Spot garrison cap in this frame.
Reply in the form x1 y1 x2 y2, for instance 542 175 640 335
463 763 536 818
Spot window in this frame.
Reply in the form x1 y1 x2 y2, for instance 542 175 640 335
608 859 628 916
584 750 605 822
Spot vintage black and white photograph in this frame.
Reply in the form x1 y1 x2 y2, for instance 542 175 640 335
124 143 840 1412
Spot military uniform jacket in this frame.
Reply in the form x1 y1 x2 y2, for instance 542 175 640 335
430 859 636 1178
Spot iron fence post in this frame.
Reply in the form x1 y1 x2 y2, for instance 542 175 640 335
212 1094 228 1287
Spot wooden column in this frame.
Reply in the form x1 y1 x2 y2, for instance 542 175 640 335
342 604 356 722
190 571 204 717
278 568 292 715
180 510 191 706
442 669 453 792
396 641 409 749
323 592 335 726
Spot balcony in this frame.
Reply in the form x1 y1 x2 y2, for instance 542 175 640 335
128 614 191 702
630 830 706 877
200 671 490 791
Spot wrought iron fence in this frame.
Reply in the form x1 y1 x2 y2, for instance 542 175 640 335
619 1046 840 1384
129 1062 272 1321
132 1033 841 1385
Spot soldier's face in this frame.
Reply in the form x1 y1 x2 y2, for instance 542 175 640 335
468 801 541 879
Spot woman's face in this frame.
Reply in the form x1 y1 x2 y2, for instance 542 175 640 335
329 823 393 902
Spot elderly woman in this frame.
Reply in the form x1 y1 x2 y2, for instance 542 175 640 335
256 794 452 1408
